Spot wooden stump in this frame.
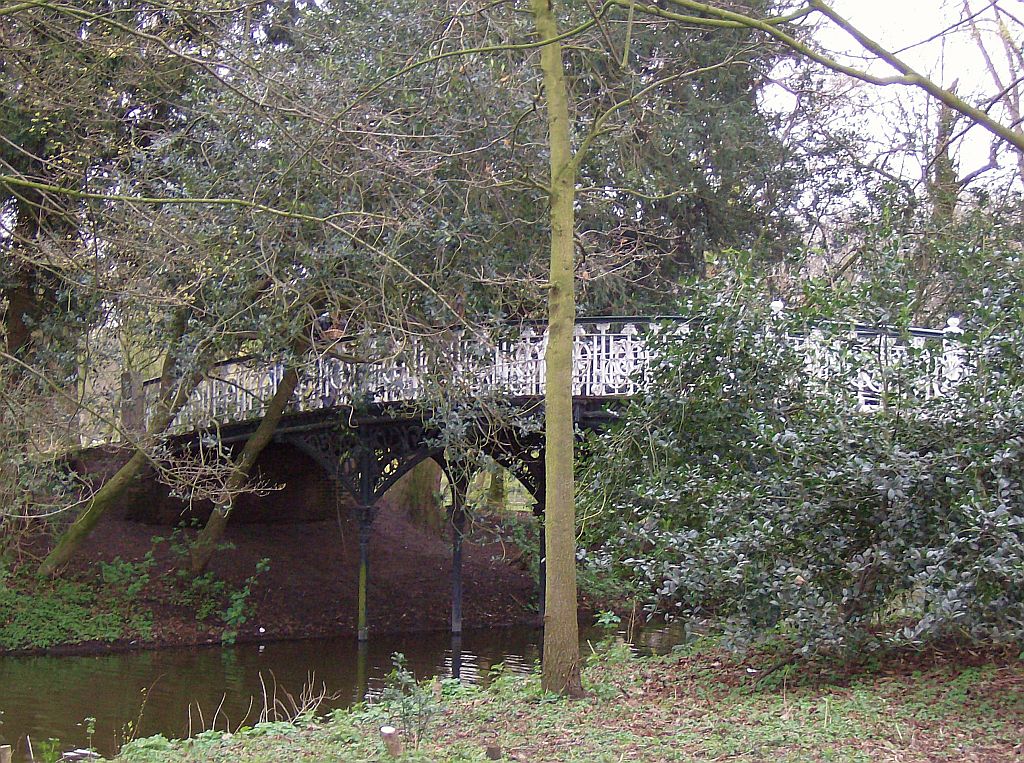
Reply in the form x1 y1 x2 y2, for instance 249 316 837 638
380 725 403 757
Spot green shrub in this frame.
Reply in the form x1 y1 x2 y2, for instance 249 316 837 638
0 579 125 649
580 271 1024 658
380 652 441 747
220 557 270 644
99 552 155 598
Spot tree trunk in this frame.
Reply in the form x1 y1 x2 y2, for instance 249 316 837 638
2 272 39 357
39 313 198 576
532 0 583 697
485 466 506 512
2 187 66 359
189 365 301 574
915 99 960 319
120 368 147 435
393 458 444 535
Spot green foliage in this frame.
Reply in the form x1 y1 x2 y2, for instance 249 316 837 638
112 643 1024 761
494 513 539 577
379 652 441 748
580 267 1024 659
169 555 269 644
155 527 268 642
118 733 175 762
0 522 270 651
34 737 63 763
27 539 157 650
173 572 227 621
595 610 622 628
220 557 270 645
0 445 81 565
82 715 97 752
99 552 155 598
839 194 1024 326
577 561 637 607
0 574 150 650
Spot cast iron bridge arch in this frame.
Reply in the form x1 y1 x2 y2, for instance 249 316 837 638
151 318 655 640
144 317 968 641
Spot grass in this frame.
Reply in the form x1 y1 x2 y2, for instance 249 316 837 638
0 533 270 652
111 639 1024 762
0 570 154 650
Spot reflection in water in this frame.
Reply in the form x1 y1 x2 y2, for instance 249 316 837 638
451 635 462 681
0 622 685 761
354 639 369 705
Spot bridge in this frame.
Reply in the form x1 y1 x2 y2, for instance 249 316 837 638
137 316 968 641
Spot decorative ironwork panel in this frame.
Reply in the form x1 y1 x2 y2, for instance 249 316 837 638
285 427 362 500
282 422 439 504
794 319 968 411
143 317 971 434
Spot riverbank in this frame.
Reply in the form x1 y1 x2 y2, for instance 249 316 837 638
1 501 540 657
110 640 1024 762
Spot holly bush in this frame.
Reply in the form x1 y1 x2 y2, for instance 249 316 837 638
579 269 1024 658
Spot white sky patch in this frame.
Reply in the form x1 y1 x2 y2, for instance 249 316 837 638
767 1 1021 187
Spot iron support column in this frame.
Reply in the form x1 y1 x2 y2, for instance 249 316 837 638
355 639 369 702
451 491 466 636
355 447 376 643
356 504 373 642
538 517 546 622
450 634 463 681
531 484 546 623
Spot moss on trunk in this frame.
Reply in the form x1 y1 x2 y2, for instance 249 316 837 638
532 0 584 697
188 365 301 574
39 312 196 577
393 459 444 536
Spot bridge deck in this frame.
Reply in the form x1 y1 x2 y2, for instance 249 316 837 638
121 315 970 644
141 317 969 437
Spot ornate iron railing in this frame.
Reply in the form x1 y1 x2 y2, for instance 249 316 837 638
145 316 970 434
792 320 969 410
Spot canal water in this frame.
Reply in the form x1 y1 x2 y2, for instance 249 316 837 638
0 623 686 760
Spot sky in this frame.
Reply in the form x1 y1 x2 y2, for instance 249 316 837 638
773 0 1020 185
827 0 996 96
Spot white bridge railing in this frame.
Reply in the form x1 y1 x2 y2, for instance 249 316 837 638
149 317 970 434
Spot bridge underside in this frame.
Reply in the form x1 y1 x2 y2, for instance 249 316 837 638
169 398 615 641
119 319 963 646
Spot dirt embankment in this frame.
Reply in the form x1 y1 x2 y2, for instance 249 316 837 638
10 499 540 657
